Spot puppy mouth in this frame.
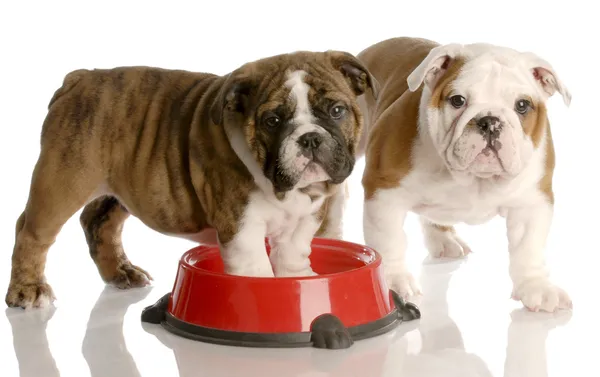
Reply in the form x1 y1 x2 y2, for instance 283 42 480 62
301 161 329 178
269 135 354 192
270 161 327 192
470 144 506 173
450 135 508 177
271 152 350 192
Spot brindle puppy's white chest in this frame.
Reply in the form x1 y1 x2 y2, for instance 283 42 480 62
262 190 323 240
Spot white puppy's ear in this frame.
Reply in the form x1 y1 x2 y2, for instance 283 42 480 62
523 52 572 106
407 44 463 92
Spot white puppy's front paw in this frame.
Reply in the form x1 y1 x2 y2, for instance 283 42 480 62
424 228 471 258
385 270 422 299
512 279 572 312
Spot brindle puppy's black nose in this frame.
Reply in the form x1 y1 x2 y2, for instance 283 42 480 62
298 132 322 150
477 116 500 133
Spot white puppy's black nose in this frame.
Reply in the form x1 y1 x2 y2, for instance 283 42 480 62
298 132 323 150
477 116 500 133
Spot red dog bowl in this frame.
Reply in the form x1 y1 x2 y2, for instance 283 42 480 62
141 238 420 349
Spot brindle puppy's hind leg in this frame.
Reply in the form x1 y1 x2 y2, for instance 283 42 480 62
80 196 152 289
6 152 102 309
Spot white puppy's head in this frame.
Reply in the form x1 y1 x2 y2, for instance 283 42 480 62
407 43 570 178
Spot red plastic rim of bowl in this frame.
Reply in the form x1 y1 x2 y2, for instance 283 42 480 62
180 237 382 280
140 238 421 349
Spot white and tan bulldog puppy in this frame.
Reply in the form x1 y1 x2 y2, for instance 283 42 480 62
6 51 378 309
357 37 571 312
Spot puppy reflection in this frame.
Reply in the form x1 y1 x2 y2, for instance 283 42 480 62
392 261 494 376
6 307 60 377
503 309 571 377
388 260 571 377
82 286 151 377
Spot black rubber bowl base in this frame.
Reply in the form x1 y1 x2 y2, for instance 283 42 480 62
142 290 421 350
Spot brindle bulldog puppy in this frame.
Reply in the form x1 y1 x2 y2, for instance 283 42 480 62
6 51 378 309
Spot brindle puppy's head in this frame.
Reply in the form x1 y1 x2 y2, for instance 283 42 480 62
211 51 379 193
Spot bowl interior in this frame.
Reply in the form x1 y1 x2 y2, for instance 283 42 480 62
184 240 378 277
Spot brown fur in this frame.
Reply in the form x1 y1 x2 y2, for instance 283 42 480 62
358 37 555 206
429 58 467 109
6 51 374 308
80 196 152 287
520 99 554 203
539 122 555 204
522 99 548 148
358 38 438 200
431 224 455 233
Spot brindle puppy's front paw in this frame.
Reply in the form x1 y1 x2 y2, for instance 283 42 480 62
270 244 316 278
5 281 56 309
106 262 153 289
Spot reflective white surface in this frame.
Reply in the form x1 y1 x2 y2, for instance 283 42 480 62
1 156 597 377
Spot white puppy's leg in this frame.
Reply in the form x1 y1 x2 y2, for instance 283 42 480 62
363 189 421 298
420 217 472 258
506 203 571 312
270 215 319 277
219 219 274 278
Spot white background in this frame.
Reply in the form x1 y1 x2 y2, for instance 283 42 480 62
0 1 598 376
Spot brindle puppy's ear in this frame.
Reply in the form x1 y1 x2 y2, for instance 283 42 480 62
328 51 380 100
210 72 256 125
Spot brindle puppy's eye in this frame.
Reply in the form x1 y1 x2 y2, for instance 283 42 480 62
515 99 531 115
264 114 281 128
449 95 466 108
329 104 347 119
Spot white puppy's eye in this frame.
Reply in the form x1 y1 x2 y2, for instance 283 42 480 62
515 99 532 115
449 95 466 108
265 115 281 128
329 104 347 119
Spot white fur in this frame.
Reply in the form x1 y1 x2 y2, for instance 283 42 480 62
418 50 545 179
363 186 421 297
506 196 571 311
363 43 572 312
221 188 324 277
218 70 338 278
286 70 312 125
279 70 331 187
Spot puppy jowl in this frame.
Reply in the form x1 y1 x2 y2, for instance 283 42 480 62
6 50 378 309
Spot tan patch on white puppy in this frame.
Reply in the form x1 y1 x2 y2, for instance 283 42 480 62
359 37 572 312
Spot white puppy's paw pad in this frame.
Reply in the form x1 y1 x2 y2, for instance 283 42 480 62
512 279 572 312
425 230 472 258
386 271 422 299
